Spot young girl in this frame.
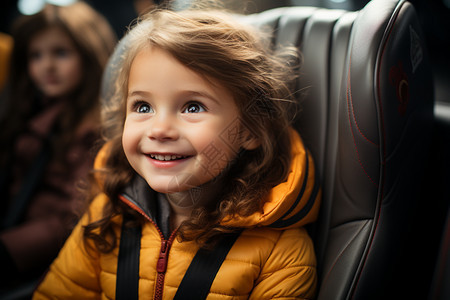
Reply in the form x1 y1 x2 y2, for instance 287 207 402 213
0 2 116 287
33 6 320 300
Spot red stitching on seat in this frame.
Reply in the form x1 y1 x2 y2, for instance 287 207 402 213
347 69 379 147
346 58 379 188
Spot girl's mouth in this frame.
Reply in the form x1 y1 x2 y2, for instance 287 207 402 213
149 154 190 161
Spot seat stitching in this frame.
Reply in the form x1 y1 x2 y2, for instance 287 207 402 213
348 72 379 147
346 57 379 187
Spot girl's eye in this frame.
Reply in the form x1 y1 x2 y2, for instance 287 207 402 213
183 103 206 113
55 48 69 57
135 102 153 113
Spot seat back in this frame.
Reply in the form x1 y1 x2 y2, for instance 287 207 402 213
239 0 434 299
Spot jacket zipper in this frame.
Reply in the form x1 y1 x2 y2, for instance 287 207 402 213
119 195 177 300
154 230 177 300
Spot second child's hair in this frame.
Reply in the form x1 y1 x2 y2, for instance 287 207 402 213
86 8 301 250
0 2 117 164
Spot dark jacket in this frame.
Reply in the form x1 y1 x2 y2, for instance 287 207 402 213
0 98 99 280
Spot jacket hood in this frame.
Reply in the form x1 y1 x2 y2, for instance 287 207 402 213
221 128 321 230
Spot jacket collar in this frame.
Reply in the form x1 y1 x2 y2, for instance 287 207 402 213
121 176 172 238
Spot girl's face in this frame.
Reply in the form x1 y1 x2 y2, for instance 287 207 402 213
28 26 83 99
122 47 257 194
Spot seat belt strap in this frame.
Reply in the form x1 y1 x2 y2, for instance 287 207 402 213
115 216 141 300
116 219 240 300
173 231 241 300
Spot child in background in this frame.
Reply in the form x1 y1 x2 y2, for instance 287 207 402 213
34 6 320 300
0 1 116 287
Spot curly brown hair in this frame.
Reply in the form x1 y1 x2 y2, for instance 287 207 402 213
84 7 302 250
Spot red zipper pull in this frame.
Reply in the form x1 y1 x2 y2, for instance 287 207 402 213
157 240 169 273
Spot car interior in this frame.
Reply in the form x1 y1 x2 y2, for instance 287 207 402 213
0 0 448 299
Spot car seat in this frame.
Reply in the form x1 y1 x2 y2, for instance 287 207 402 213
101 0 435 299
238 0 434 299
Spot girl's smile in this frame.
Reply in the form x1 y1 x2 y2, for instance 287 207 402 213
148 154 190 161
145 153 193 169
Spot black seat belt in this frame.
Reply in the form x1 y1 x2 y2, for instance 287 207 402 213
116 222 240 300
115 216 141 300
173 231 241 300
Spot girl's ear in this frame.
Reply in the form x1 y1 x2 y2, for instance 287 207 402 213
241 128 260 150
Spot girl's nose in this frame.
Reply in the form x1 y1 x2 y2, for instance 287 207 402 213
147 113 179 141
41 55 54 70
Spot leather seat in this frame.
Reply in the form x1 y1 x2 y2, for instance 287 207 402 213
238 0 434 299
101 0 435 299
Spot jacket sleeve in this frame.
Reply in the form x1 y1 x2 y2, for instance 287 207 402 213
32 195 108 300
249 227 317 300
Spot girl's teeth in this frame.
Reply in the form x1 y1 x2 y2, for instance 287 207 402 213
151 154 184 161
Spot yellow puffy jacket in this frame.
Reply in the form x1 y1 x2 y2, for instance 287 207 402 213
33 129 320 300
